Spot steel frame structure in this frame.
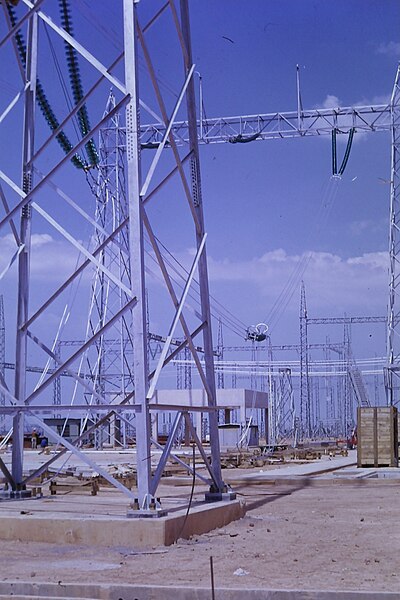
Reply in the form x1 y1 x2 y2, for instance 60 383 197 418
142 67 400 410
139 104 392 145
0 0 229 512
386 68 400 406
0 3 398 507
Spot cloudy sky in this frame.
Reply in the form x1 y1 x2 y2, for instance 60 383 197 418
0 0 399 401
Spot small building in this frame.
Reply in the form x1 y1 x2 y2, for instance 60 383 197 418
152 388 268 443
43 418 82 443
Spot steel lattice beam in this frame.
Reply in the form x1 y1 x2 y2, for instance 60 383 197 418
138 104 391 146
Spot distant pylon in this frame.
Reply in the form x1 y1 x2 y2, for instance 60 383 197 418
299 281 311 439
217 318 224 389
81 91 134 446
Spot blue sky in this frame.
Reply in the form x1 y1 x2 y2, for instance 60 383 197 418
0 0 399 403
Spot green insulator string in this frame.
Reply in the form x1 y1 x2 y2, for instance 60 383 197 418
331 127 355 177
331 128 337 175
59 0 99 167
338 128 355 175
6 3 89 170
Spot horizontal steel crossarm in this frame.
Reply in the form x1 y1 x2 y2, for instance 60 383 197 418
308 316 387 325
58 324 207 366
4 361 90 378
223 342 344 352
0 403 218 414
0 96 129 233
139 104 391 145
28 413 135 499
25 297 137 405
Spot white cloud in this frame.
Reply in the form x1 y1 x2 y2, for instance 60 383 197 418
355 94 390 107
349 218 387 237
31 233 53 248
377 41 400 57
315 91 390 144
321 94 341 109
206 248 388 314
0 232 84 282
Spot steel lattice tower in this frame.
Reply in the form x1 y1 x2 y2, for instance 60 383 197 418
299 281 311 439
386 66 400 406
81 92 134 445
217 318 224 390
0 0 228 509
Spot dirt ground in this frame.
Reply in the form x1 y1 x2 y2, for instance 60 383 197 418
0 476 399 593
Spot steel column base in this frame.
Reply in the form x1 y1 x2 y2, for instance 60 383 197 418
205 490 236 503
127 508 168 519
0 489 35 501
127 496 168 518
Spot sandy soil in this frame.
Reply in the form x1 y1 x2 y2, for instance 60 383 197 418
0 477 399 593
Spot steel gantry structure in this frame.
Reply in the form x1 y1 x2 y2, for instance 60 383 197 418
0 1 399 512
139 67 400 407
0 0 233 512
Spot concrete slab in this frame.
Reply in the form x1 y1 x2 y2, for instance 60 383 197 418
0 496 244 547
223 452 357 485
0 582 398 599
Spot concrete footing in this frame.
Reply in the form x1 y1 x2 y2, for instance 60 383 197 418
0 582 397 599
0 498 244 547
0 489 33 500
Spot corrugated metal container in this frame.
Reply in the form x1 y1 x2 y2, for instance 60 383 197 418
357 406 398 467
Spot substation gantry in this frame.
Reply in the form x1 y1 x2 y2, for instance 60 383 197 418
143 67 400 411
0 0 399 513
0 0 234 513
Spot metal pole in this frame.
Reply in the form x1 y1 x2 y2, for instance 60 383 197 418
299 281 311 440
180 0 225 494
123 0 152 509
12 4 38 488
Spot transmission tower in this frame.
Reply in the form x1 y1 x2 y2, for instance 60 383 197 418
276 368 295 442
80 91 134 446
386 67 400 406
217 318 224 390
299 281 311 439
0 0 229 510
